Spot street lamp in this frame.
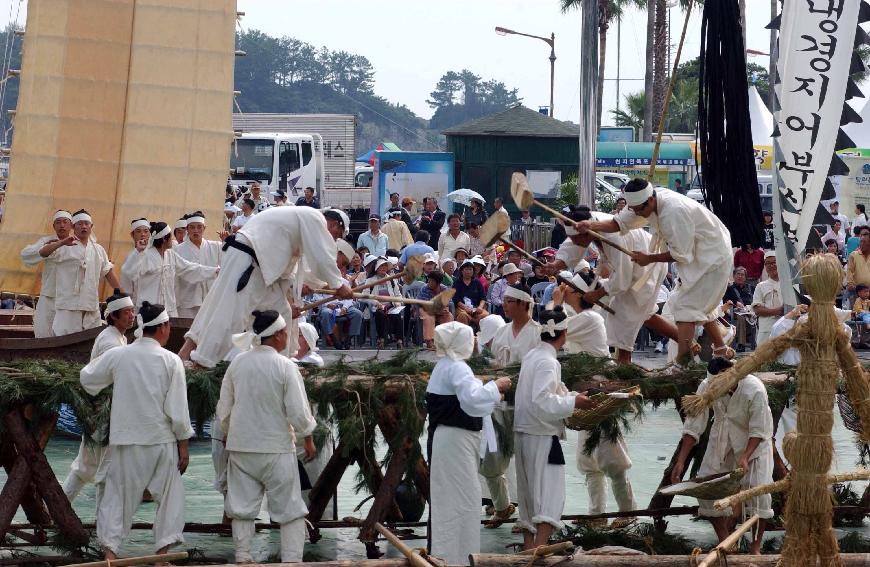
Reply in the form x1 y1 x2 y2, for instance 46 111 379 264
495 26 556 117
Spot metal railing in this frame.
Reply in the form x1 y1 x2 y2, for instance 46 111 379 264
510 220 555 251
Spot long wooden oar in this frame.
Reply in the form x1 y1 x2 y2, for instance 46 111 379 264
697 514 759 567
351 255 425 293
374 522 434 567
303 289 455 316
65 552 188 567
510 173 633 257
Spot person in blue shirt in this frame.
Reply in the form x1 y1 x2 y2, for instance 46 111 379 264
846 225 862 257
398 230 434 267
357 215 389 257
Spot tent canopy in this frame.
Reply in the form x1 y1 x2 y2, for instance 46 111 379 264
357 142 401 164
748 86 773 146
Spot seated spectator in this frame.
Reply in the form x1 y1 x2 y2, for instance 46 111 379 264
852 284 870 341
453 260 489 327
525 263 550 289
317 293 363 350
417 271 453 349
364 257 404 349
541 270 572 308
507 249 533 278
471 256 489 292
440 258 456 286
454 247 469 266
489 263 523 317
399 230 433 267
417 253 438 282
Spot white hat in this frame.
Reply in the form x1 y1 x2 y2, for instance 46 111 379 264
501 263 522 277
364 254 378 267
375 257 391 271
297 321 320 353
423 253 437 264
441 256 456 268
764 250 777 259
336 238 356 261
477 314 506 346
575 259 591 272
224 202 241 213
387 256 399 266
558 270 573 280
471 255 486 266
256 202 270 212
435 321 475 361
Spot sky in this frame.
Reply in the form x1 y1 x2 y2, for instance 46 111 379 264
0 0 845 125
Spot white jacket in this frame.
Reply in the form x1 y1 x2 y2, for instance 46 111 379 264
121 247 218 317
513 343 577 436
173 239 223 311
21 236 61 298
53 239 113 312
491 319 541 367
90 325 127 359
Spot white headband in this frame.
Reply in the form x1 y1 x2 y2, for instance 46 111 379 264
134 309 169 339
53 210 72 222
105 296 134 316
624 183 654 207
174 219 188 230
71 212 92 224
186 216 205 225
152 225 171 241
542 317 569 337
130 219 150 231
503 286 533 304
231 314 287 351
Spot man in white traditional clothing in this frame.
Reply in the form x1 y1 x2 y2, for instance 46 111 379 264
52 209 121 336
671 357 774 554
120 218 151 307
174 211 223 318
427 321 511 566
180 206 353 368
173 217 188 245
550 277 637 527
578 179 734 366
546 205 675 364
79 302 193 560
513 306 595 550
216 310 317 563
20 210 74 337
62 291 136 501
751 251 783 346
482 283 541 528
121 222 219 317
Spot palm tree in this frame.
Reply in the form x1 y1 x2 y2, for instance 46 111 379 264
561 0 645 129
611 91 644 132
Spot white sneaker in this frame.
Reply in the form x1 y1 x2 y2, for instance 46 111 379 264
654 342 663 354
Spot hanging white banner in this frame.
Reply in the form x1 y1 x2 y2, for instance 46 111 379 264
773 0 861 249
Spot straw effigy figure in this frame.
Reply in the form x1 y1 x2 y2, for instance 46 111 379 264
681 253 870 567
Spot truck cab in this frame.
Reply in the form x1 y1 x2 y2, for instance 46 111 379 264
229 133 324 200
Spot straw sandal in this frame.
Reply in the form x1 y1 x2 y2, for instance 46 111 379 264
712 345 736 359
484 503 516 529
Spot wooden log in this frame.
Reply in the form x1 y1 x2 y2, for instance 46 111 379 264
516 542 574 556
306 442 356 543
185 562 411 567
469 553 870 566
0 415 54 526
696 515 759 567
3 408 88 545
360 410 415 545
0 456 35 538
374 523 433 567
64 552 188 567
378 405 429 504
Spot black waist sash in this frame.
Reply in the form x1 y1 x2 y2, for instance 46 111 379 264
223 234 258 292
425 392 482 460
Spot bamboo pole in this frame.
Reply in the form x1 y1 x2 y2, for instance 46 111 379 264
374 523 433 567
713 469 870 511
696 515 759 567
517 542 574 556
470 555 870 567
64 552 188 567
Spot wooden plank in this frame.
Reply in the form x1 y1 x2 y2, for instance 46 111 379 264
470 553 870 566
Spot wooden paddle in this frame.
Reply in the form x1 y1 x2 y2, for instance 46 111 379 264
510 172 633 257
303 288 455 316
478 214 616 315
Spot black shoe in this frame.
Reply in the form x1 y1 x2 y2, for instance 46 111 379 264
736 344 745 353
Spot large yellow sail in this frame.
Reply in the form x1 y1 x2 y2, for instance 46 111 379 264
0 0 236 295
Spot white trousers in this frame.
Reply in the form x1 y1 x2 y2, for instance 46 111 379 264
231 517 306 563
668 260 732 323
176 306 199 319
514 432 565 533
431 426 483 567
52 309 101 336
697 450 774 520
576 432 635 515
62 437 108 501
187 240 298 368
225 452 307 523
607 291 659 352
33 295 55 338
301 434 333 510
478 406 514 511
95 443 185 554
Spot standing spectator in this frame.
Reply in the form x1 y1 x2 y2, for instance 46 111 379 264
236 182 268 210
231 199 255 233
419 197 446 249
467 223 488 257
463 198 487 229
723 267 755 351
673 178 684 194
761 211 775 250
401 197 417 235
438 214 471 261
821 220 847 253
417 271 453 349
734 243 764 284
825 239 845 265
752 251 784 346
852 204 869 230
357 215 389 257
847 226 870 293
828 200 850 232
492 197 512 239
383 209 414 251
614 197 627 214
295 187 320 208
519 210 533 225
398 230 434 267
847 225 862 257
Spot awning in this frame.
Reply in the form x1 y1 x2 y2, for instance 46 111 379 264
596 142 693 167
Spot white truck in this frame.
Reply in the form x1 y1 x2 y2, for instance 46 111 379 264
229 113 370 209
